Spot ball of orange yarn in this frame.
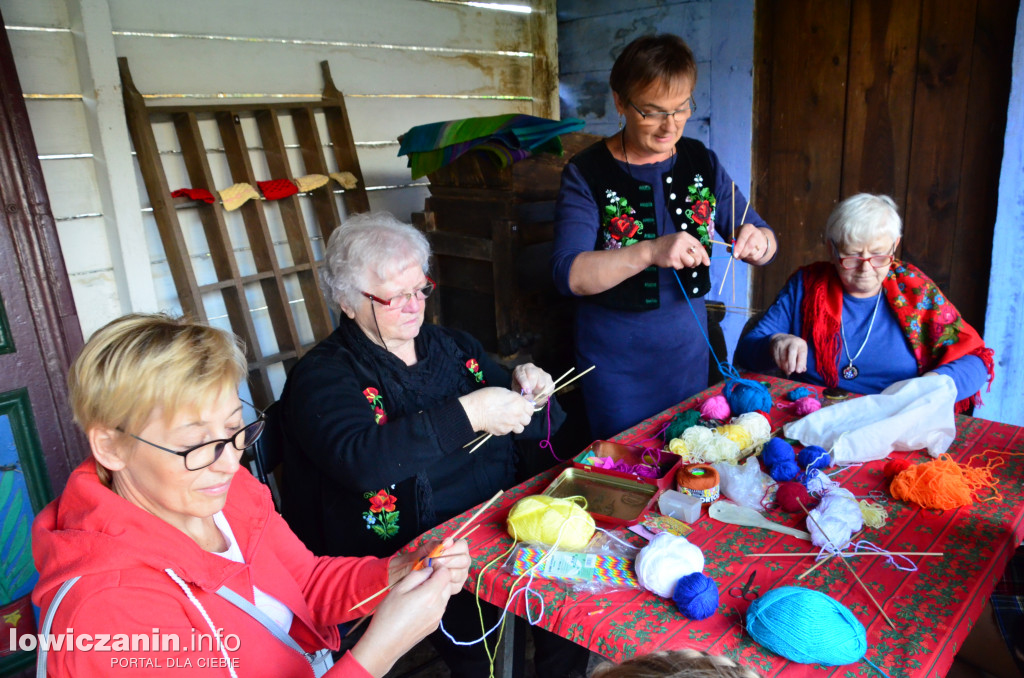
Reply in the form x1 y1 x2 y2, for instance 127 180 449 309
889 456 995 510
883 458 913 480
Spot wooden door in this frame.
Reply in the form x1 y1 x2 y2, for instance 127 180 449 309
0 15 87 675
752 0 1019 331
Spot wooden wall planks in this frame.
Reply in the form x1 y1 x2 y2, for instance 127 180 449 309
753 0 1019 332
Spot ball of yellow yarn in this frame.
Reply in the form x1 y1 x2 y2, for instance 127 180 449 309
716 424 754 450
668 437 689 457
506 495 595 550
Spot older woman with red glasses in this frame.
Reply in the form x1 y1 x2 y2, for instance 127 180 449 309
734 193 993 410
276 211 590 677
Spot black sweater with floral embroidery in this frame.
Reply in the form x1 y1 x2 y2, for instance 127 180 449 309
276 318 562 558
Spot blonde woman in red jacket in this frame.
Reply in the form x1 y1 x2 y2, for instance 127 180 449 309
31 314 469 677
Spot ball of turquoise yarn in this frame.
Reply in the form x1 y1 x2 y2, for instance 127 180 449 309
788 386 813 401
725 379 772 415
666 409 703 441
746 587 867 665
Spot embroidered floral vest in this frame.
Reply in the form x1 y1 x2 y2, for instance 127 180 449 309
570 137 716 311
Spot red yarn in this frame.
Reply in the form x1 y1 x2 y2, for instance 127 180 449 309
170 187 216 204
775 482 818 513
884 458 913 480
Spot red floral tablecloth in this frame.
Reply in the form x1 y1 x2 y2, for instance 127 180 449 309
416 377 1024 677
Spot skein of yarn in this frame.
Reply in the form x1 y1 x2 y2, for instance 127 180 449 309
776 482 819 512
724 377 773 415
634 533 705 598
762 438 800 482
506 495 595 550
676 464 721 503
673 572 719 620
797 445 831 471
884 458 913 479
807 488 863 550
731 412 772 445
787 386 813 401
716 424 754 450
746 587 867 665
889 456 997 510
792 397 822 415
700 395 731 421
665 409 703 441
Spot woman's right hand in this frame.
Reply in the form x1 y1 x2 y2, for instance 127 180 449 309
459 387 533 436
645 231 710 269
770 333 808 375
350 565 455 677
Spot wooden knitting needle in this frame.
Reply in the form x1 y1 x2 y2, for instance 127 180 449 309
797 528 864 580
346 491 503 612
797 501 896 629
749 551 943 558
463 432 488 449
343 525 484 638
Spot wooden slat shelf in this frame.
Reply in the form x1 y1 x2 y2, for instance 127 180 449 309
120 58 366 408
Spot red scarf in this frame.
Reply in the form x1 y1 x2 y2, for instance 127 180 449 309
799 260 994 412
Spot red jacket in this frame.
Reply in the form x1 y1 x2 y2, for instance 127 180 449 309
32 459 390 677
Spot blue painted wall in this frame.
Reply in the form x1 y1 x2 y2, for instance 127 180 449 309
558 0 757 362
976 4 1024 426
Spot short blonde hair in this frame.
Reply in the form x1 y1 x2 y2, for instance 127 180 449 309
69 314 247 435
591 650 763 678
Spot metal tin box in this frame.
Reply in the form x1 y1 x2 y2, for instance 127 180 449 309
542 466 659 526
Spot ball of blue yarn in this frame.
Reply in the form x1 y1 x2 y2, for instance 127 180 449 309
797 445 831 471
769 458 800 482
746 587 866 665
787 386 812 401
673 572 719 621
762 438 795 468
725 378 773 415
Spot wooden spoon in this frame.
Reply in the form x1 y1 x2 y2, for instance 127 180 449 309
709 501 811 541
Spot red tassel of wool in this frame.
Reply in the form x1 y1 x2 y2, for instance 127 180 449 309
257 179 299 201
884 458 913 480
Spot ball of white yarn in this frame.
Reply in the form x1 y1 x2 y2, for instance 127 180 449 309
634 532 705 598
805 468 839 496
731 412 771 445
808 488 863 550
700 434 741 463
681 425 715 457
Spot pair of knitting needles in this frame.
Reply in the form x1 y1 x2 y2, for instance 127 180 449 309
749 550 942 558
463 365 596 454
346 489 504 616
718 182 752 300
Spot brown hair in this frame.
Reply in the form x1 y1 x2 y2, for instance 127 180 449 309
590 650 763 678
610 34 698 103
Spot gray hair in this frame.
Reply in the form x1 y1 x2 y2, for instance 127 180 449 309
591 650 763 678
824 193 902 250
319 211 431 312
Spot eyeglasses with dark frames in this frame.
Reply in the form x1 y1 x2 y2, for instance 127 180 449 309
117 402 266 471
628 98 696 124
832 243 897 270
362 275 436 310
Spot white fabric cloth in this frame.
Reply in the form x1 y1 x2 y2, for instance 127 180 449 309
782 373 958 464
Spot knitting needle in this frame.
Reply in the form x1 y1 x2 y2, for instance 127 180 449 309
532 365 597 412
797 501 896 629
797 528 864 580
468 433 492 454
346 491 503 612
463 432 488 449
748 551 943 558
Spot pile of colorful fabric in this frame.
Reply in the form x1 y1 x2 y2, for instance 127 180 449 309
398 114 585 179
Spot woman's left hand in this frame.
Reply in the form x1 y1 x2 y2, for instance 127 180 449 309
732 224 774 264
512 363 554 407
393 538 471 595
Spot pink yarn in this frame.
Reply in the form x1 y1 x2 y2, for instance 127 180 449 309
774 396 822 415
793 396 821 415
699 394 731 420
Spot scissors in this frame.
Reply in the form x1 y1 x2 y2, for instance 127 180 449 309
728 571 760 601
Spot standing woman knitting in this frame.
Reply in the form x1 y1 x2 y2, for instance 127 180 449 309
552 34 777 440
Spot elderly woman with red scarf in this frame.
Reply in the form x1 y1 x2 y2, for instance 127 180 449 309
735 193 993 411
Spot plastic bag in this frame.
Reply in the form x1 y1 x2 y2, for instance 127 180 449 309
782 374 957 465
504 539 640 594
713 456 773 512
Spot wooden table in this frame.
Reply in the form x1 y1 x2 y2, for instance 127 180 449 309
415 377 1024 677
